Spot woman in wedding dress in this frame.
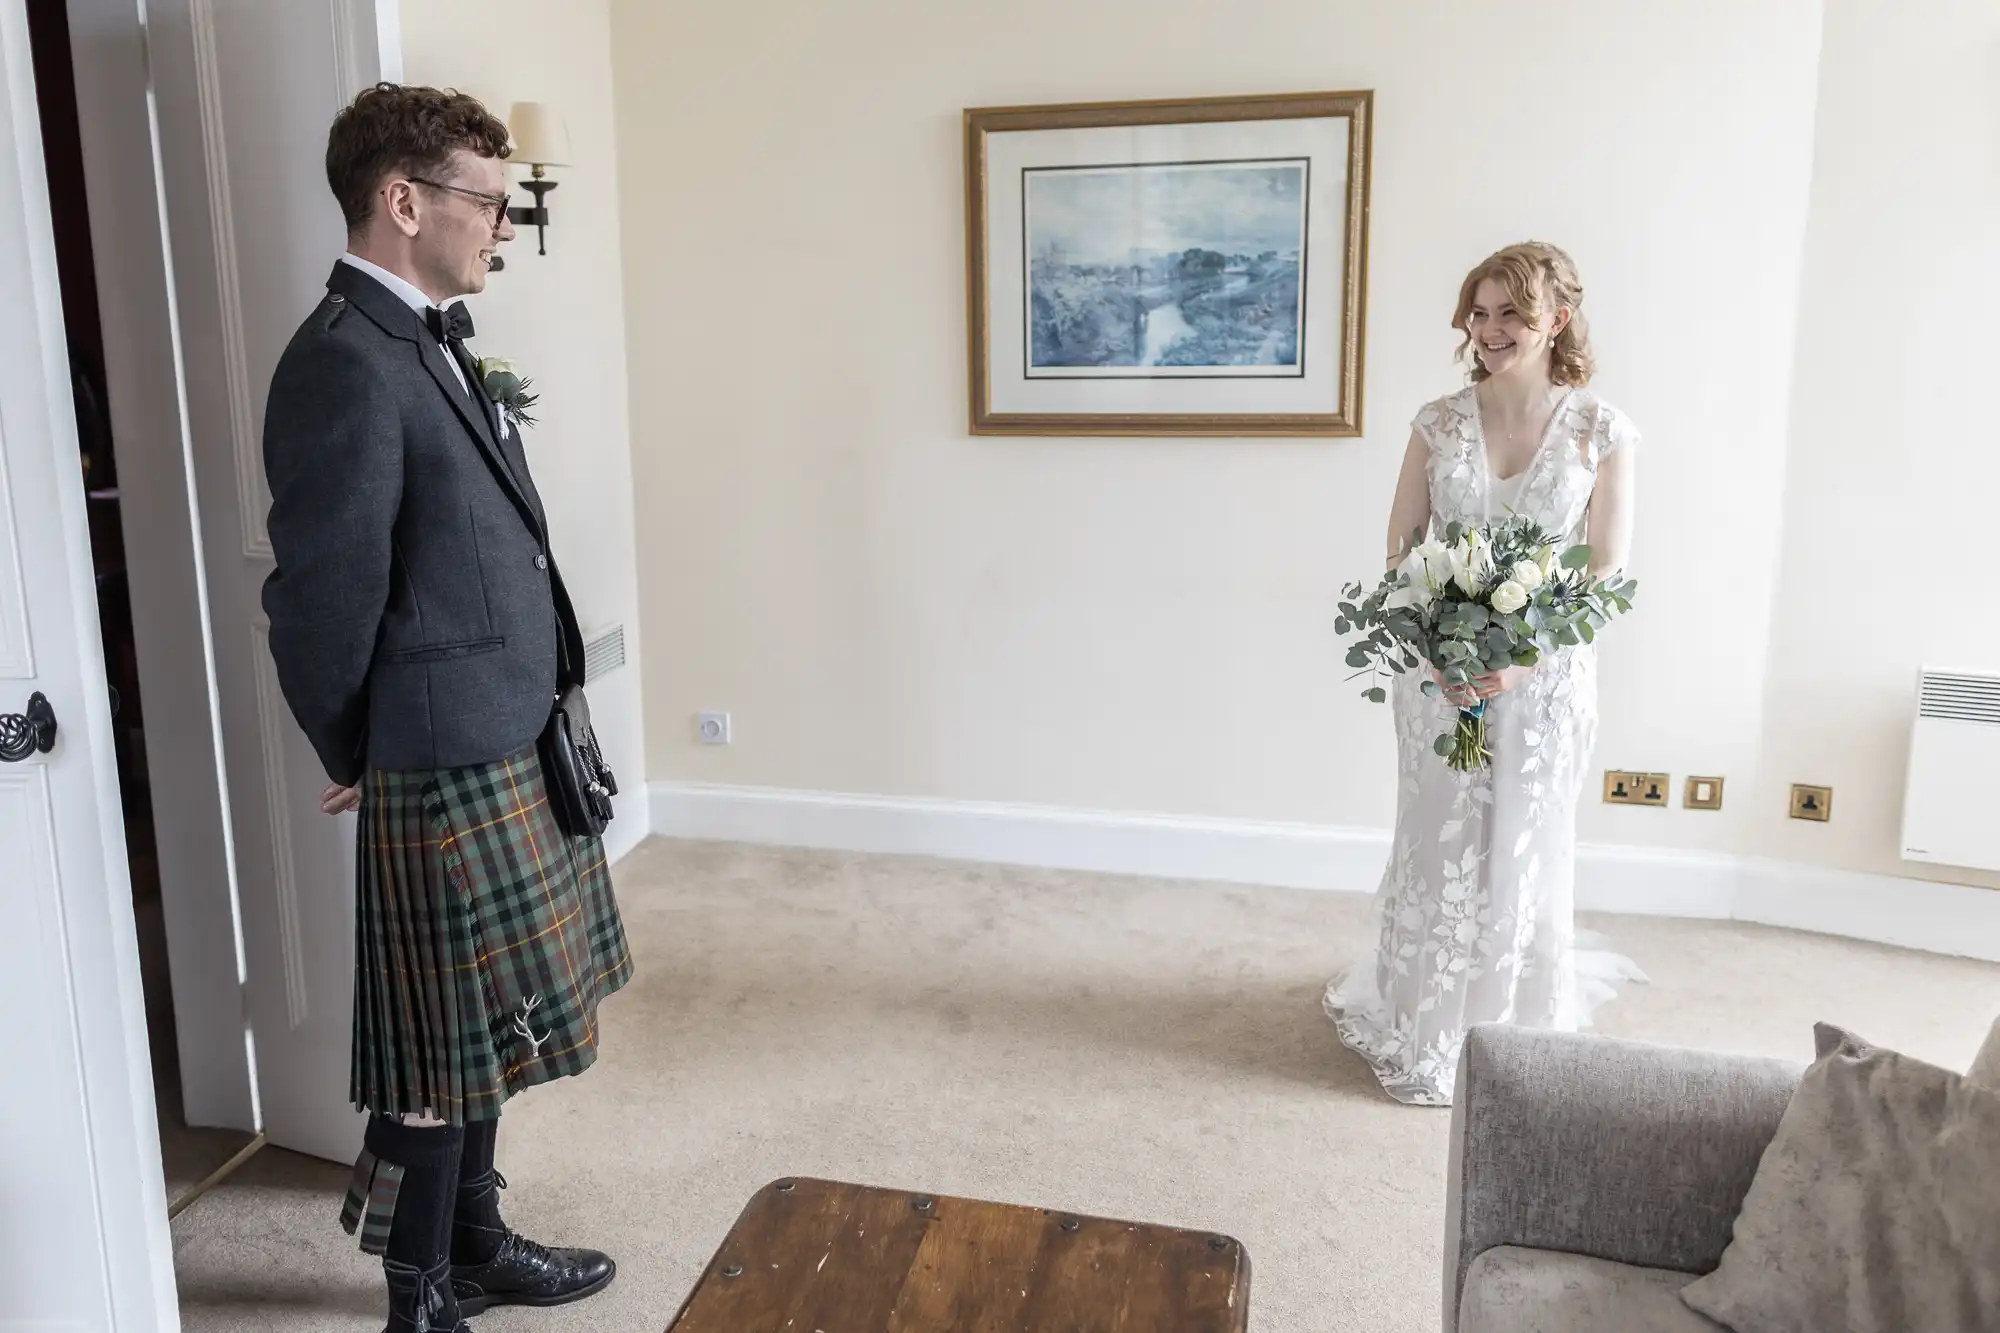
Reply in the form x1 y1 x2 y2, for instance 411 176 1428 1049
1325 241 1646 1106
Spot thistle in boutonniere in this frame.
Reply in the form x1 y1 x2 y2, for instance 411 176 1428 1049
477 355 539 430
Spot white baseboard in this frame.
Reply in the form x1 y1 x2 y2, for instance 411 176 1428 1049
603 793 653 868
648 781 2000 963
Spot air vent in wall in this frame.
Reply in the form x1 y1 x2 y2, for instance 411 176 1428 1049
1918 670 2000 725
582 623 626 682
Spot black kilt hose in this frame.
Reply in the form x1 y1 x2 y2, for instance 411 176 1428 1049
350 742 633 1124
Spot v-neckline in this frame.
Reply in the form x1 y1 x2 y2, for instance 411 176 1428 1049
1472 385 1574 486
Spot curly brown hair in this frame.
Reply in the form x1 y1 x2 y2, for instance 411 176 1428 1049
1451 242 1595 387
325 82 512 234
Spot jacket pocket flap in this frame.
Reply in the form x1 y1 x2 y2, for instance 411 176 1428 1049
381 636 505 664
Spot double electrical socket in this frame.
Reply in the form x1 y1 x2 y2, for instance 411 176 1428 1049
1603 770 1670 807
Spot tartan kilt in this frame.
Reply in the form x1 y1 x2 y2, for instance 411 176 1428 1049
351 742 633 1124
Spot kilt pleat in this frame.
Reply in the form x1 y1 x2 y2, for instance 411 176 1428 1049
351 744 633 1123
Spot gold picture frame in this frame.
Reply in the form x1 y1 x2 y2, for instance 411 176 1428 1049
964 90 1373 437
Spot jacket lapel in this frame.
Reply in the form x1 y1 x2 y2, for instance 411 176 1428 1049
450 342 547 528
327 263 543 539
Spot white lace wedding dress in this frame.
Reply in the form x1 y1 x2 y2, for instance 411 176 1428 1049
1324 386 1648 1106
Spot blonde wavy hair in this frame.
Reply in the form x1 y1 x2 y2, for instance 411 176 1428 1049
1452 241 1595 387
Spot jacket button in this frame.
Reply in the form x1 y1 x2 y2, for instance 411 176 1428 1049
534 553 549 570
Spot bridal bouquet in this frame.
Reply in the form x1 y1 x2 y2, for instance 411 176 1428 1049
1336 517 1637 770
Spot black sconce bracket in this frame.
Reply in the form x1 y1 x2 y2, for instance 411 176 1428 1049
490 178 558 270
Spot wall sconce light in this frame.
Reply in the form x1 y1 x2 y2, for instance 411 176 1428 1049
500 101 570 260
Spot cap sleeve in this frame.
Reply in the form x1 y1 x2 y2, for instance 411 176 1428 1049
1412 391 1476 460
1591 400 1640 466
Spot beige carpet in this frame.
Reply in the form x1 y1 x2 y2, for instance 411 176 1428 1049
168 837 2000 1332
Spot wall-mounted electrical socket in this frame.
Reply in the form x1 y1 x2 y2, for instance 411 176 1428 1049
696 711 731 745
1604 770 1670 807
1685 776 1725 811
1790 783 1832 822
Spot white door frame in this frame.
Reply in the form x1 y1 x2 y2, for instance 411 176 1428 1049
59 0 406 1161
0 0 178 1325
138 0 402 1164
63 0 259 1137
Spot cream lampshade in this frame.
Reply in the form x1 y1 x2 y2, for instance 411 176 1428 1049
506 102 571 173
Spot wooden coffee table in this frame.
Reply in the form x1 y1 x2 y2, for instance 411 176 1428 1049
667 1177 1251 1332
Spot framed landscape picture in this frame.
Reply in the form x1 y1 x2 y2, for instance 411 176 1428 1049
964 90 1373 437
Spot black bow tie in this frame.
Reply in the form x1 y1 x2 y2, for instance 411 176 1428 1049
426 302 475 343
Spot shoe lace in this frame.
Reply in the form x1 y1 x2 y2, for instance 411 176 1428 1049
504 1228 557 1269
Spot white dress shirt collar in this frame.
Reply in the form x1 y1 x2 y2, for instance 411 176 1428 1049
339 252 443 316
335 253 505 433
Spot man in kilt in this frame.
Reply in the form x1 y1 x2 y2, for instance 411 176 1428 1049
260 83 633 1331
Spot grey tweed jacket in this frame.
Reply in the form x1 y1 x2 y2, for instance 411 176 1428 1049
260 261 585 788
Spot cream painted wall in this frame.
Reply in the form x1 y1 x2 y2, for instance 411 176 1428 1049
611 0 1826 869
400 0 649 816
1753 0 2000 884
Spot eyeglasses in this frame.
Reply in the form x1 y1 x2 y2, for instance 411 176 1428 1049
409 177 510 227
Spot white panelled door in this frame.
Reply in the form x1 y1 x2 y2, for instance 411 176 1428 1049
0 1 178 1327
144 0 402 1164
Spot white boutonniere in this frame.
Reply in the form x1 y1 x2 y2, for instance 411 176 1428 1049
476 355 539 430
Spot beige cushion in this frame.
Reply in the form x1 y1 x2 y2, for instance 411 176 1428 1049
1459 1247 1724 1333
1679 1023 2000 1333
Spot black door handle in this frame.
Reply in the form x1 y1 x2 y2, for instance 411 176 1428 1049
0 692 57 762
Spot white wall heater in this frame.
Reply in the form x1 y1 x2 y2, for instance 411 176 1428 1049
1901 668 2000 871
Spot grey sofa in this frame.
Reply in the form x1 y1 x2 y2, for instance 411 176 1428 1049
1443 1024 1805 1333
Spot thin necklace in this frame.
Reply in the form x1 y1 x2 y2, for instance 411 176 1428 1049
1484 383 1563 450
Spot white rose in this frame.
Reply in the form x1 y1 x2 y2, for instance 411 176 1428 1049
477 355 520 379
1490 580 1529 615
1510 560 1544 592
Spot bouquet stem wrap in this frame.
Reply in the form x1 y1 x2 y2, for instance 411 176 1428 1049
1449 699 1490 772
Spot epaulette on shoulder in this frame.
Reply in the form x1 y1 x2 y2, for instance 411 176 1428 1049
307 290 350 333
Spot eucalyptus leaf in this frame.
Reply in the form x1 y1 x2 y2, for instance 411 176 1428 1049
1364 687 1386 704
1434 734 1456 758
1561 545 1593 570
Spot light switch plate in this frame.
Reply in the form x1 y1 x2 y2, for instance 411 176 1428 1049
1685 776 1724 811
